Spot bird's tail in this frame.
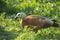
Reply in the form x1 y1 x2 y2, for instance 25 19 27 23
52 19 59 27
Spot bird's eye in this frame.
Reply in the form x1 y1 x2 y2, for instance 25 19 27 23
18 14 20 16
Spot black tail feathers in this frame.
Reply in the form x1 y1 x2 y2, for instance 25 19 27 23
52 19 59 27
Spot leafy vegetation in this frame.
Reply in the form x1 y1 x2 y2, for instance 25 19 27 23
0 0 60 40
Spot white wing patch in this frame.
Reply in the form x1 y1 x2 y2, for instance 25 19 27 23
45 18 54 25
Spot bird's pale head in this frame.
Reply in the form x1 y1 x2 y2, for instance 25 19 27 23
15 12 27 20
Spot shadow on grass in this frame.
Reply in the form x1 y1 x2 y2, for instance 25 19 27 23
35 32 60 40
0 25 19 40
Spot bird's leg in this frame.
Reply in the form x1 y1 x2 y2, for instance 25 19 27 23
33 28 38 33
19 25 25 32
27 25 33 28
27 25 30 28
19 24 24 30
33 26 39 33
33 26 42 33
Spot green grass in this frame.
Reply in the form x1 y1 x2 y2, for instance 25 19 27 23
0 0 60 40
0 12 60 40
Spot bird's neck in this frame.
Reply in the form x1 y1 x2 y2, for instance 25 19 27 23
21 17 27 20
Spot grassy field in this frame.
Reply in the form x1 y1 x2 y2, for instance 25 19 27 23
0 11 60 40
0 0 60 40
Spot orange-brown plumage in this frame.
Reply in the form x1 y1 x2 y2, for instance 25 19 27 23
15 12 59 32
20 15 47 28
20 15 54 32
